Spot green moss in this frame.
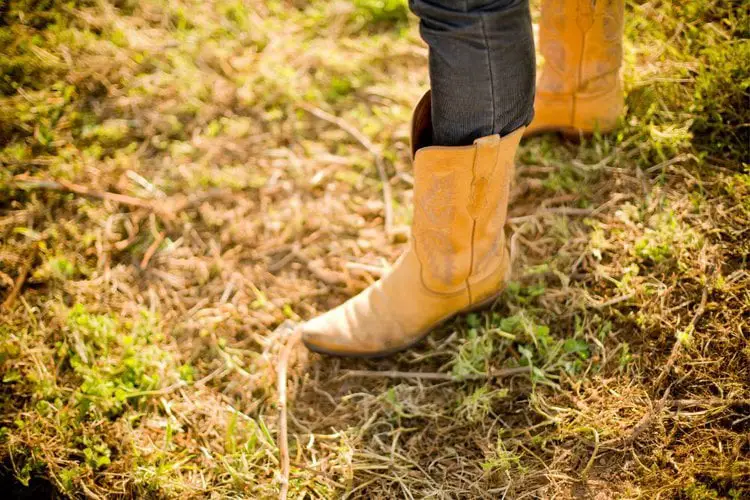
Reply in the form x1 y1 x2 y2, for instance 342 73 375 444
62 305 174 418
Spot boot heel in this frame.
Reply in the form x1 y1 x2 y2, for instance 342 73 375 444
559 127 584 142
463 292 502 315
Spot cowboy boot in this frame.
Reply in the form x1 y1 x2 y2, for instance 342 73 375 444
301 92 525 357
526 0 625 137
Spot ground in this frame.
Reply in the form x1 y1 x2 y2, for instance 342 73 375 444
0 0 748 498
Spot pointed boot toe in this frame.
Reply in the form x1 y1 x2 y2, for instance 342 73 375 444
300 285 409 357
300 306 362 356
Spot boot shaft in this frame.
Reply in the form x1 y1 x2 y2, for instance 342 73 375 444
300 93 525 357
538 0 624 95
409 92 523 295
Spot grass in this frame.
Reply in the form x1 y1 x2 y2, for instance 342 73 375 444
1 0 748 497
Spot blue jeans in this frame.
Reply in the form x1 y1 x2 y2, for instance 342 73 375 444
409 0 535 146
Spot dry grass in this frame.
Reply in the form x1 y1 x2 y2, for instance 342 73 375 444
1 0 748 498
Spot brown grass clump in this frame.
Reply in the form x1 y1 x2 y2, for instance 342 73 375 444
1 0 748 498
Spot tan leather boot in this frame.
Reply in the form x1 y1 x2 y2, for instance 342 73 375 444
526 0 625 137
301 92 525 357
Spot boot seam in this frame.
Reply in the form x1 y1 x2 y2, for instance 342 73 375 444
466 221 476 305
412 243 473 299
468 145 504 304
535 75 619 100
465 143 481 305
574 0 597 127
468 239 510 284
573 30 584 126
578 69 621 91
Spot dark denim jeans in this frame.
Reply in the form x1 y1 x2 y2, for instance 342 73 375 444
409 0 535 146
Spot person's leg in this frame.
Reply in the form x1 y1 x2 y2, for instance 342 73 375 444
301 0 534 358
409 0 535 146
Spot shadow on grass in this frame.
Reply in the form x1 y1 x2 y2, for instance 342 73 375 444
0 461 59 500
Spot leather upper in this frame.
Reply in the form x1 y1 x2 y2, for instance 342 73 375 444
301 92 524 356
527 0 624 135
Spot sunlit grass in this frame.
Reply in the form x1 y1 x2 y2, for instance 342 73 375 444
0 0 748 497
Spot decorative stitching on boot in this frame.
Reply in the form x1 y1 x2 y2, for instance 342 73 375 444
414 170 460 290
420 171 456 226
419 228 455 286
